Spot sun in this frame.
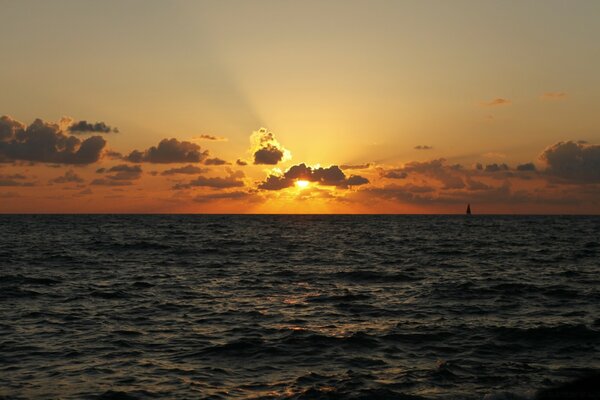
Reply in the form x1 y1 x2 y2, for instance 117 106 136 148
295 180 310 189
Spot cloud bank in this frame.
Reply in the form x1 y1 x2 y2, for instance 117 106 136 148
259 163 369 190
125 138 208 164
0 116 106 164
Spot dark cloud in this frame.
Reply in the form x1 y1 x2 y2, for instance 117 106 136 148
516 162 536 172
341 163 371 170
254 145 284 165
205 157 228 165
173 170 245 190
258 175 291 191
251 128 290 165
484 163 510 172
105 164 143 181
69 120 118 134
161 165 209 175
540 141 600 183
94 164 142 185
381 169 408 179
125 138 208 163
0 115 23 141
236 159 248 166
311 166 347 185
0 116 106 164
258 163 369 190
51 170 84 184
346 175 370 186
414 145 433 150
194 134 227 141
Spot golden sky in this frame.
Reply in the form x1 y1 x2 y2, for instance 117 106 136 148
1 0 599 213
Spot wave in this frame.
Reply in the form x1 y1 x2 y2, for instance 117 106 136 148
0 274 61 285
334 270 421 283
495 324 600 343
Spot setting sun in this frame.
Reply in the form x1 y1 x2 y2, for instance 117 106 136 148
295 180 310 189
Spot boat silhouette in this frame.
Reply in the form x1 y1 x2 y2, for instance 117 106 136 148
466 203 471 215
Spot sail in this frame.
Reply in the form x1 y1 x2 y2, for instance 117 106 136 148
466 203 471 215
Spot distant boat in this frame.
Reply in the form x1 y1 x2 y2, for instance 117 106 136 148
466 203 471 215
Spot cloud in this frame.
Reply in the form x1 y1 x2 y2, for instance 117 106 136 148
254 145 285 165
362 181 547 206
173 170 245 189
401 159 465 189
161 165 209 175
341 163 371 170
414 145 433 150
540 141 600 183
205 157 228 165
104 164 143 180
516 162 536 172
484 163 510 172
257 175 291 191
236 159 248 166
251 128 291 165
91 178 133 186
258 163 369 190
362 184 437 203
540 92 567 101
51 170 84 184
0 116 106 164
0 115 24 141
125 138 208 163
346 175 370 186
480 98 511 107
0 174 34 186
381 169 408 179
193 134 227 141
466 178 491 191
93 164 142 185
193 191 258 203
68 120 118 134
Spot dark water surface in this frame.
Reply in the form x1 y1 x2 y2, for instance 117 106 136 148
1 215 599 399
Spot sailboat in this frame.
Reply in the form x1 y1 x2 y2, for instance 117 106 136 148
466 203 471 215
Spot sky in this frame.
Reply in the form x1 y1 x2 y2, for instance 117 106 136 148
1 0 599 213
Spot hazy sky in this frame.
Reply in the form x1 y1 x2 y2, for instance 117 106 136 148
1 0 599 213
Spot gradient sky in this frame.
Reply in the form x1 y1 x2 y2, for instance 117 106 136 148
1 0 599 213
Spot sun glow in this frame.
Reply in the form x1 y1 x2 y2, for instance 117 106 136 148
295 180 310 189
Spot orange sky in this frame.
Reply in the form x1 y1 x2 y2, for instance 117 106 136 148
1 1 599 213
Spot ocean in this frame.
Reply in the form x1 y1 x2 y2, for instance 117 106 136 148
1 215 599 399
